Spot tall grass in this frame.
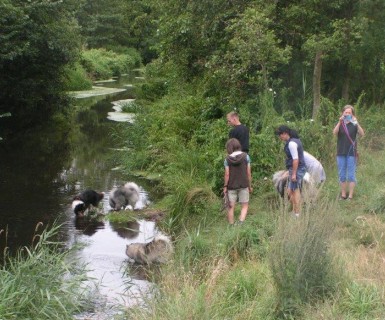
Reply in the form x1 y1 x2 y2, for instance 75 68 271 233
0 223 90 319
269 197 339 318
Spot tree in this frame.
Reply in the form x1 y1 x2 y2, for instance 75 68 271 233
0 0 82 136
77 0 157 62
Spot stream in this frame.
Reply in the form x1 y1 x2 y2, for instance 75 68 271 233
0 73 159 319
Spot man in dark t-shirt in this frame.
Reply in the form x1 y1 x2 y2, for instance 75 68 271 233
226 111 249 153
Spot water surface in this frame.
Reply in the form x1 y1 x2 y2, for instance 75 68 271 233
0 73 159 318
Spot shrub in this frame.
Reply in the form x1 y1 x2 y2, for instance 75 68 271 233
81 48 141 80
63 62 92 91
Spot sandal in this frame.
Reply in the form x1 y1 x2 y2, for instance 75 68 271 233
339 195 347 200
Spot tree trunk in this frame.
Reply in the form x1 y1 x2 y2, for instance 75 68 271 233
342 67 350 101
312 50 323 119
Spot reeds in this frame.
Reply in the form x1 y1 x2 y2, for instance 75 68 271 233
0 223 90 319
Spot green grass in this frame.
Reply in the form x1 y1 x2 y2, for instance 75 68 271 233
0 223 91 319
122 140 385 319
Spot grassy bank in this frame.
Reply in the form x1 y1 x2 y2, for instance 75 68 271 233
111 82 385 319
122 142 385 319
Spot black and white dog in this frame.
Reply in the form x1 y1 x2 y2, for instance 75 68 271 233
125 233 173 265
109 182 140 211
72 189 105 217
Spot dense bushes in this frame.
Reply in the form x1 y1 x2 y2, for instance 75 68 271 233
81 48 141 80
64 48 142 91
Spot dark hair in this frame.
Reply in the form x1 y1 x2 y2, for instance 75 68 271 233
275 125 299 138
226 138 242 154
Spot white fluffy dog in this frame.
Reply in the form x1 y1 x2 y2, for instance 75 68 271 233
125 233 173 265
109 182 140 211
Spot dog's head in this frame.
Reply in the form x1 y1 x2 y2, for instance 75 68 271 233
72 200 85 216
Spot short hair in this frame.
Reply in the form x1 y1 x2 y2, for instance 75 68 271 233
226 138 242 154
227 111 239 119
343 105 355 115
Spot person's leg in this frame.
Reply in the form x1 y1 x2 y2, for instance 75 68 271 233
337 156 347 198
287 180 300 215
288 167 305 215
347 156 357 199
227 203 236 224
239 203 249 221
227 190 237 224
292 188 301 215
238 188 250 222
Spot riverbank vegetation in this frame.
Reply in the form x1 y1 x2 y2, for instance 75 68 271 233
2 0 385 319
116 83 385 319
0 223 90 319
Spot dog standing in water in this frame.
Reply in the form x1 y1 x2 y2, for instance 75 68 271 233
109 182 140 211
125 233 173 265
72 190 104 217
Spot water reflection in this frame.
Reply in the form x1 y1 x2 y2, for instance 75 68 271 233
0 72 162 317
112 220 140 240
71 218 161 319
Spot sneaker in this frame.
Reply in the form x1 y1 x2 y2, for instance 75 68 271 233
235 220 244 226
339 195 347 200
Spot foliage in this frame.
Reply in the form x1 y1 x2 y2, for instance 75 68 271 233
340 282 383 318
0 223 89 319
81 48 141 80
77 0 157 63
0 0 83 135
63 62 93 91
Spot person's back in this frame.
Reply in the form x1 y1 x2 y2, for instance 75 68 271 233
223 138 252 225
227 111 249 153
303 151 326 183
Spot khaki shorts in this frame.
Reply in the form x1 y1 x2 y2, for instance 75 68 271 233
228 188 249 203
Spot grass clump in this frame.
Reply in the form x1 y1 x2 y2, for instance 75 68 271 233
339 282 383 319
0 223 89 319
269 199 339 318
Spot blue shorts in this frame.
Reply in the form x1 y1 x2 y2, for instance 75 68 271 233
288 167 306 191
337 155 356 183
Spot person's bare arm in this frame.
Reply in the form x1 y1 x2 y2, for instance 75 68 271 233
247 164 253 193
